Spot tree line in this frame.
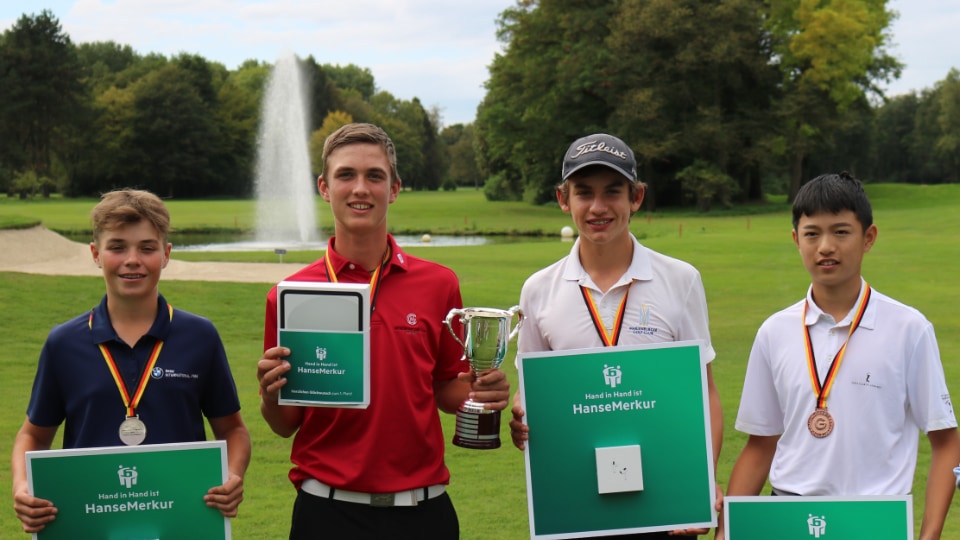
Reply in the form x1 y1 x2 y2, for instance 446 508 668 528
0 10 481 199
476 0 960 209
2 5 958 209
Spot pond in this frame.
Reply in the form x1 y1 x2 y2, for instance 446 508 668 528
174 234 499 252
63 231 561 251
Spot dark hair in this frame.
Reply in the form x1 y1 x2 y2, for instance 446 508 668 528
792 171 873 231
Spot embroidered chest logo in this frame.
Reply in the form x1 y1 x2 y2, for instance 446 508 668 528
155 369 198 380
395 312 424 335
850 371 882 390
627 304 658 336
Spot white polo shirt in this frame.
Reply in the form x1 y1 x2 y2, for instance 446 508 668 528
735 281 957 495
517 235 715 363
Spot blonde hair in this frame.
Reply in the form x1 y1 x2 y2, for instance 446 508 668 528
90 189 170 244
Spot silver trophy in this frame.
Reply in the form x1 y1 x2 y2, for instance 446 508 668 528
444 306 524 449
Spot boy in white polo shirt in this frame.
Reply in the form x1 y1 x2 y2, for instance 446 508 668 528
509 133 723 539
724 172 960 540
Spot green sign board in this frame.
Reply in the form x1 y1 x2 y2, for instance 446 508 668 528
279 329 367 406
277 281 371 408
725 495 913 539
518 342 716 538
27 441 230 540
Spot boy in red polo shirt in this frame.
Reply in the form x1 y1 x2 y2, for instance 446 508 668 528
257 123 510 539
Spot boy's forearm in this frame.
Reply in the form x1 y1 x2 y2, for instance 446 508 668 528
920 428 960 540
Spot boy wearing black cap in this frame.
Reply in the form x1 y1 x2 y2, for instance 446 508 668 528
509 134 723 538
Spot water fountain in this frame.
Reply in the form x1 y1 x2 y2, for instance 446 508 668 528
172 53 501 253
254 53 317 246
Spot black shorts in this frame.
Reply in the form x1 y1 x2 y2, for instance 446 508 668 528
289 487 459 540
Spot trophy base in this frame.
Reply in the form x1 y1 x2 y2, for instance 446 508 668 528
452 401 501 450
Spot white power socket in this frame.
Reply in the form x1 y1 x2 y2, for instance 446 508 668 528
595 445 643 494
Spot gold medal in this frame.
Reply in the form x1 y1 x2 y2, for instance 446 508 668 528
119 415 147 446
807 408 834 438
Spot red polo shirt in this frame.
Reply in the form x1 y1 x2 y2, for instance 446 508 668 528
264 235 468 492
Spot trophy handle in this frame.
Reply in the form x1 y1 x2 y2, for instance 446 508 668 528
506 305 524 341
444 308 467 348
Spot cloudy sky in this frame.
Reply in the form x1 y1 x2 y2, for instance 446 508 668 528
1 1 957 126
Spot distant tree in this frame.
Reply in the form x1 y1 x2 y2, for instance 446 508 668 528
477 0 777 207
76 41 140 93
606 0 777 206
0 10 84 187
676 160 740 211
871 93 919 182
766 0 900 200
173 53 219 105
212 69 260 197
932 69 960 182
337 88 378 125
441 123 481 189
121 64 222 197
369 92 443 190
476 0 618 203
323 63 376 100
416 99 445 191
302 56 340 133
309 110 354 175
805 98 875 181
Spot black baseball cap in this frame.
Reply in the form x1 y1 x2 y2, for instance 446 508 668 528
562 133 638 182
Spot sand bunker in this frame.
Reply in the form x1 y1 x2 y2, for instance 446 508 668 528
0 226 305 284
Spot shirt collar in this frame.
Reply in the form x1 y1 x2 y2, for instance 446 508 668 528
803 278 875 330
89 294 173 344
324 234 408 276
561 234 652 289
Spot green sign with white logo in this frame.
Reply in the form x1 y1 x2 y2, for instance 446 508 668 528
26 441 229 540
277 281 371 408
518 342 716 538
279 329 368 407
724 495 913 539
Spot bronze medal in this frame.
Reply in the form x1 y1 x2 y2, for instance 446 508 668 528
807 408 834 438
802 285 871 439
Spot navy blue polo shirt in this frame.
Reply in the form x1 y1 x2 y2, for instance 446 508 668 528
27 294 241 449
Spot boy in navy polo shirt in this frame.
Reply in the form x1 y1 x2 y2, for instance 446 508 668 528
11 189 251 534
723 172 960 539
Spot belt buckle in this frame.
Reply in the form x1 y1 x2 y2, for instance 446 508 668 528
370 493 395 507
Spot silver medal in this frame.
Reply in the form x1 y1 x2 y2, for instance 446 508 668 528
118 416 147 446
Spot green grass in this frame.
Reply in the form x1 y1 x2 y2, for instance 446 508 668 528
0 189 572 237
1 184 959 538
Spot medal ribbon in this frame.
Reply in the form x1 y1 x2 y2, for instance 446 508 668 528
803 284 871 410
324 247 390 312
89 304 173 417
580 286 629 347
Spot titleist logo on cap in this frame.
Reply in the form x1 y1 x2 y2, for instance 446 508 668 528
570 140 629 161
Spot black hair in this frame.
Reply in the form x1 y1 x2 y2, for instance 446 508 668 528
792 171 873 231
